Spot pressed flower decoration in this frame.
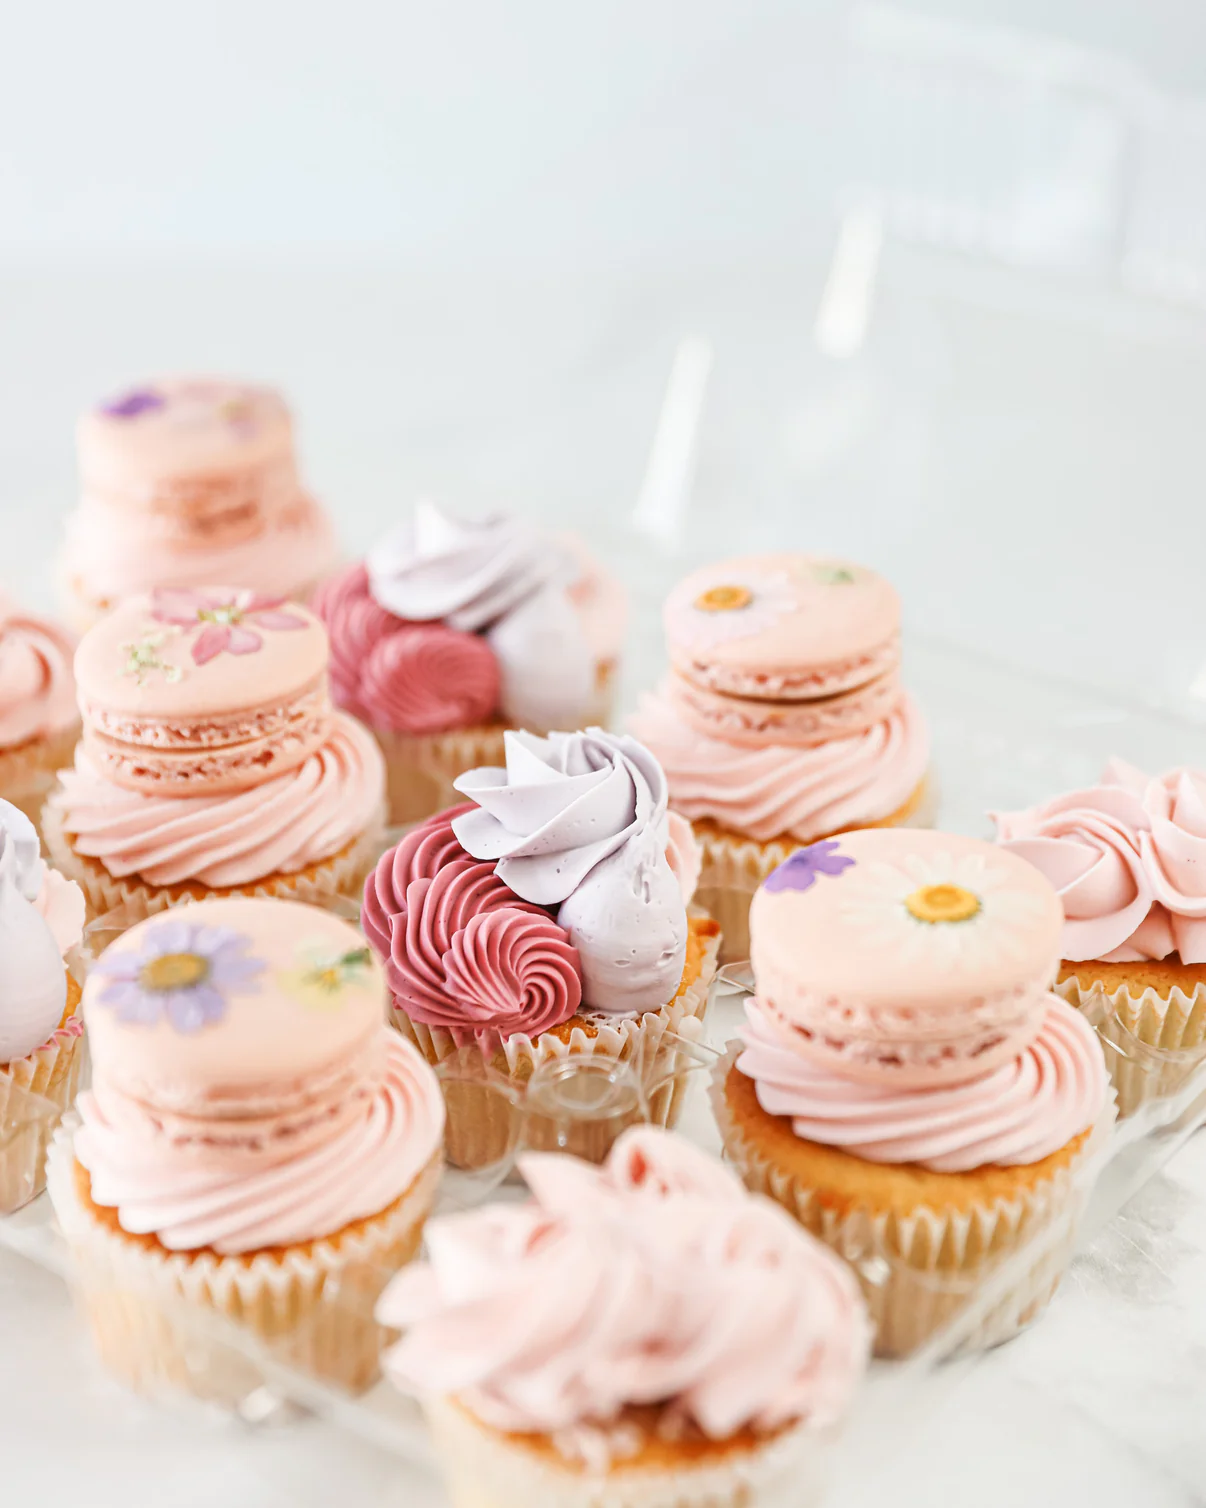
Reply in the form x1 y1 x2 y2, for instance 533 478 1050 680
93 921 265 1033
764 840 856 894
838 850 1050 968
279 940 375 1009
100 388 164 420
152 588 308 666
811 562 857 586
666 569 797 651
120 629 184 686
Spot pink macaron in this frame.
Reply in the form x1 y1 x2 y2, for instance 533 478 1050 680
749 829 1064 1088
74 588 331 797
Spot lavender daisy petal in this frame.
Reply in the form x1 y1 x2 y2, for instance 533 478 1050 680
165 983 227 1035
100 388 164 419
91 951 143 982
764 842 856 894
101 979 164 1025
143 917 196 957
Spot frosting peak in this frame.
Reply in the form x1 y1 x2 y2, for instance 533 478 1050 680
0 806 70 1062
453 730 687 1015
378 1127 869 1437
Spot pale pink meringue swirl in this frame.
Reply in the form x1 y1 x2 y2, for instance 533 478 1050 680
312 562 499 735
53 712 384 887
993 760 1206 964
363 807 583 1039
631 692 929 843
0 597 77 748
378 1127 869 1437
738 996 1106 1173
75 1031 444 1254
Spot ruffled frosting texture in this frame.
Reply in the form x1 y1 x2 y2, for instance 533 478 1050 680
738 995 1106 1173
53 712 384 888
312 563 500 735
0 799 85 957
631 692 929 843
0 811 69 1061
453 729 687 1015
993 759 1206 964
0 594 77 748
75 1031 444 1253
378 1127 869 1436
363 806 583 1040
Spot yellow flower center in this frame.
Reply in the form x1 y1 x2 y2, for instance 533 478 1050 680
694 584 752 613
904 884 981 925
142 952 209 990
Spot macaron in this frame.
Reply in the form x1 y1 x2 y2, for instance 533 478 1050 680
77 379 299 539
749 828 1064 1088
74 588 331 797
663 555 900 741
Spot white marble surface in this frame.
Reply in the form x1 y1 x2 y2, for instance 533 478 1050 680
3 225 1206 1501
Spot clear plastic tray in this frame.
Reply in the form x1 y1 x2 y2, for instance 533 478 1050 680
4 634 1206 1504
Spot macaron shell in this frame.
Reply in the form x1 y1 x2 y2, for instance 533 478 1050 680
78 379 294 490
665 554 900 695
665 665 903 748
75 592 329 719
82 897 384 1107
751 829 1064 1019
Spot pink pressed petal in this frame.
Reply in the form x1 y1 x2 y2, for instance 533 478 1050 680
249 610 307 631
243 593 286 612
225 625 263 655
152 588 208 626
191 624 231 664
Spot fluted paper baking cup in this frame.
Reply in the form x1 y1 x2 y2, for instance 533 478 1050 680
421 1394 832 1508
394 923 720 1171
711 1046 1113 1358
692 774 936 964
43 799 387 928
46 1123 441 1402
0 722 81 835
1057 974 1206 1120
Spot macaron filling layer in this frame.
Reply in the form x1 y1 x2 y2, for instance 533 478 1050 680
666 665 903 749
669 633 901 703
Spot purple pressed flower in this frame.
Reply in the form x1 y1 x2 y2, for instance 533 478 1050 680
764 840 856 894
100 388 165 419
92 919 265 1034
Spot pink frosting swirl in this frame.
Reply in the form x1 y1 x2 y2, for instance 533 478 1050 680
993 760 1206 964
75 1031 443 1253
378 1127 869 1437
52 712 384 887
0 596 77 748
631 692 929 842
312 562 499 735
363 807 583 1039
738 997 1106 1173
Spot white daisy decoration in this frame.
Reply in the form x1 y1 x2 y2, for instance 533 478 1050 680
837 849 1050 971
667 569 798 651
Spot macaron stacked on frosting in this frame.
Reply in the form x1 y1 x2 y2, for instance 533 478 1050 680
0 594 79 828
44 588 384 913
47 898 444 1390
632 555 931 960
313 502 627 823
379 1126 868 1503
716 828 1109 1353
60 379 335 627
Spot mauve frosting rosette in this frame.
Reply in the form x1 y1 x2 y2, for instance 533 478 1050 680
994 759 1206 1116
378 1127 868 1506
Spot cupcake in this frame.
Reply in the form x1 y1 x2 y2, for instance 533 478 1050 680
46 897 445 1398
0 800 87 1210
712 829 1111 1356
42 588 385 923
632 554 932 961
60 378 336 631
362 728 720 1167
378 1126 869 1508
312 501 626 824
0 593 78 830
994 760 1206 1116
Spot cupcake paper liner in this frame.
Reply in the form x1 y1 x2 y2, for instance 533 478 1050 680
421 1395 832 1508
692 774 937 965
0 722 81 836
0 969 85 1213
42 799 387 930
1057 974 1206 1120
394 925 720 1172
46 1121 442 1403
711 1046 1114 1358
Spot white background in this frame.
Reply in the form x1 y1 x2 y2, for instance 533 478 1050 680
4 2 1206 1503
